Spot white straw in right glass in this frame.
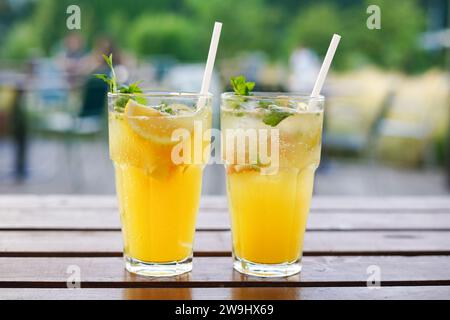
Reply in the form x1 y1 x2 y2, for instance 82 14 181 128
311 34 341 98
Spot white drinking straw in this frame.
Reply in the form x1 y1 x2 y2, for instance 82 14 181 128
311 34 341 97
200 22 223 97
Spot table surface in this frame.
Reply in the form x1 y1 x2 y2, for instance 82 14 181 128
0 195 449 300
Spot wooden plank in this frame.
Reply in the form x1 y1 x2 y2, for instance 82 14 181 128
0 256 449 288
1 195 450 211
311 197 450 211
1 208 450 231
0 208 121 230
1 286 449 300
0 230 449 256
0 195 118 209
209 211 450 231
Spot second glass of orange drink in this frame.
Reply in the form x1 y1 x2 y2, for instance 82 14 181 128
109 92 212 276
221 87 324 277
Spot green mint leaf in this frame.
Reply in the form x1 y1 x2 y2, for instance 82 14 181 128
114 96 129 111
230 75 255 96
95 54 117 92
96 55 145 112
119 81 144 94
162 107 175 115
258 101 272 109
94 73 114 92
97 53 117 92
154 102 175 115
128 81 143 93
94 74 110 82
96 54 144 97
134 95 147 105
102 54 113 70
113 96 147 113
228 75 255 115
262 106 293 127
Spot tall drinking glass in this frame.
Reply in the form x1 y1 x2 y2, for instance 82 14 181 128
221 92 324 277
109 92 212 277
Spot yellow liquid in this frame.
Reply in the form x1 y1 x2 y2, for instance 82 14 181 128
223 110 323 264
114 163 202 262
109 103 211 263
227 167 315 264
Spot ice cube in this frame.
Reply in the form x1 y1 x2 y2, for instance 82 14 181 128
296 102 309 111
239 100 259 111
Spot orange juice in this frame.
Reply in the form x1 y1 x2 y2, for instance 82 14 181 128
109 93 211 276
227 167 315 264
221 93 324 276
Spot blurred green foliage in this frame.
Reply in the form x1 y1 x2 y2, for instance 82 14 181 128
2 21 42 60
284 4 344 60
184 0 279 58
284 0 429 72
0 0 444 72
128 14 202 60
358 0 427 72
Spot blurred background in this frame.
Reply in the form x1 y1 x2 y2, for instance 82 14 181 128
0 0 449 196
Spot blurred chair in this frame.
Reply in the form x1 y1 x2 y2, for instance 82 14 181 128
323 98 369 155
371 72 448 167
324 68 399 157
373 111 434 167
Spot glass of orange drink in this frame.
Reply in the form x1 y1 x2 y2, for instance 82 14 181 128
109 92 212 277
221 92 324 277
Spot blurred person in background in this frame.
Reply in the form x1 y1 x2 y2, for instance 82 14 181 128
56 32 86 87
82 35 121 76
288 44 320 93
74 36 122 118
76 35 138 118
82 35 137 83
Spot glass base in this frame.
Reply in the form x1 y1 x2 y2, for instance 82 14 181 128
124 255 192 277
233 255 301 278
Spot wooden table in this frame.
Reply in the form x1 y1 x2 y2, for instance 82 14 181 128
0 195 449 300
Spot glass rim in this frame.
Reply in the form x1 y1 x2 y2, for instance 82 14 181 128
221 92 325 102
108 91 213 98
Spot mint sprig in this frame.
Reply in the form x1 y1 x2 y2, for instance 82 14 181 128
262 106 294 127
94 54 144 112
94 54 118 93
258 101 272 109
228 75 294 126
230 76 255 96
228 75 254 115
119 81 143 94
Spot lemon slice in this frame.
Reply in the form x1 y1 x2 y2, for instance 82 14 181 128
125 99 176 145
125 99 162 117
125 99 201 148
